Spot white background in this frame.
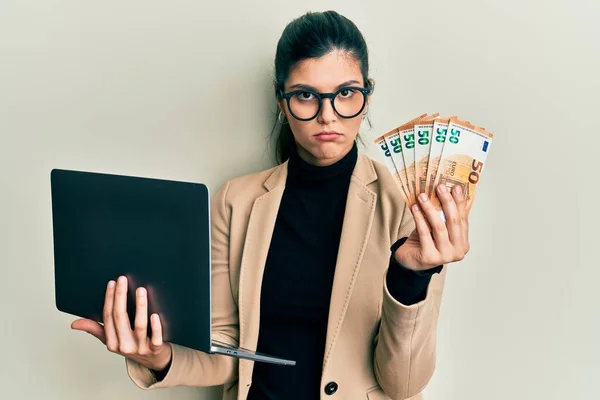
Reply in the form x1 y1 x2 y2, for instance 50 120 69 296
1 0 598 399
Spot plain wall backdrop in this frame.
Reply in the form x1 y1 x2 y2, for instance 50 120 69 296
1 0 598 399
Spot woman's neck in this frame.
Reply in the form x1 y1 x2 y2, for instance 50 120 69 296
287 141 358 185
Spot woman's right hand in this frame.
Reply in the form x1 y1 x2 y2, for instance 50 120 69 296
71 276 173 372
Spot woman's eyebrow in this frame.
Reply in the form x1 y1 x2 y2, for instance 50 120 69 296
287 80 362 92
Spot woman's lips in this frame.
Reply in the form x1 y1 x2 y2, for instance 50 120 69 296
315 132 342 141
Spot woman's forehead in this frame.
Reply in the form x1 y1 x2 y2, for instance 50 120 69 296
286 50 363 91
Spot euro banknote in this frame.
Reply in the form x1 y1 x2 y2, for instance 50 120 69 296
373 114 427 205
374 114 494 219
374 129 410 204
397 113 438 204
425 117 453 200
430 118 494 214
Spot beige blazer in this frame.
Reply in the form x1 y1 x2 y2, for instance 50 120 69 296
125 153 446 400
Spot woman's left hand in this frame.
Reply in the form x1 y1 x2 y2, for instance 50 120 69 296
394 184 470 272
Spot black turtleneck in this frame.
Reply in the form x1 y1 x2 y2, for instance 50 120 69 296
246 142 440 400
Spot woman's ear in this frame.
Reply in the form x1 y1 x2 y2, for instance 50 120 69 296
367 78 375 91
277 99 289 124
367 78 375 96
278 99 285 113
278 99 292 121
364 78 374 114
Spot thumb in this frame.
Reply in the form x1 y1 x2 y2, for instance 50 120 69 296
71 319 106 344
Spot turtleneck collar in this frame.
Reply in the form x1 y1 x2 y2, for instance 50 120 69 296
287 141 358 185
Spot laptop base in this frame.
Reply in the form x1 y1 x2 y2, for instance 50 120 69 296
210 340 296 366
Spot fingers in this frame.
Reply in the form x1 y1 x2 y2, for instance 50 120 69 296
410 203 436 254
408 186 471 268
417 192 450 248
77 278 160 358
134 287 149 350
113 276 135 353
437 185 462 246
71 319 106 343
149 313 164 350
103 280 118 351
453 185 468 220
452 185 470 252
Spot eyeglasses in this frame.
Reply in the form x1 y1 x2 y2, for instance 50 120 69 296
279 86 371 122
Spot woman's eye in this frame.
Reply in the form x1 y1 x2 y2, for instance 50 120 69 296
298 91 314 100
339 89 355 98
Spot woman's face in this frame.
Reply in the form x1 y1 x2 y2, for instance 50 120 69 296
280 50 370 167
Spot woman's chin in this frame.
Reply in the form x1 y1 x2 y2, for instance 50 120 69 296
309 143 351 165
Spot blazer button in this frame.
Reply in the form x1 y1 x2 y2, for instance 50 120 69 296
324 382 338 395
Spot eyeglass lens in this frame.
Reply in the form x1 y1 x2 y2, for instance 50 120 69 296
289 88 365 120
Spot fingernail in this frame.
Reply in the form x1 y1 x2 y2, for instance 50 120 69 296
438 185 447 194
118 276 126 284
455 185 463 195
137 287 146 296
107 280 115 289
419 193 428 202
412 204 420 212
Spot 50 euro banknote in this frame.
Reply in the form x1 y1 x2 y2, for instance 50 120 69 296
374 114 494 219
374 114 428 205
374 129 411 204
397 114 438 206
414 117 448 197
424 117 453 200
430 118 494 216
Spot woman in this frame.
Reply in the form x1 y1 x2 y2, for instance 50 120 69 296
72 10 469 400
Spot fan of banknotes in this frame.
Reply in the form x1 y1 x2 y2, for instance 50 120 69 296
374 113 494 217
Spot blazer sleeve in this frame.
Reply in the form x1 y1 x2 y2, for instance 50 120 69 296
373 203 447 400
125 180 239 389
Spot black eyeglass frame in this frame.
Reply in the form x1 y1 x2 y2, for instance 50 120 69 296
278 86 372 122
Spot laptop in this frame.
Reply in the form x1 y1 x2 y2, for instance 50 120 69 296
50 168 295 366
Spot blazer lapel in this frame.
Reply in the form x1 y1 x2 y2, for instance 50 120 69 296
237 162 288 387
322 154 378 371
